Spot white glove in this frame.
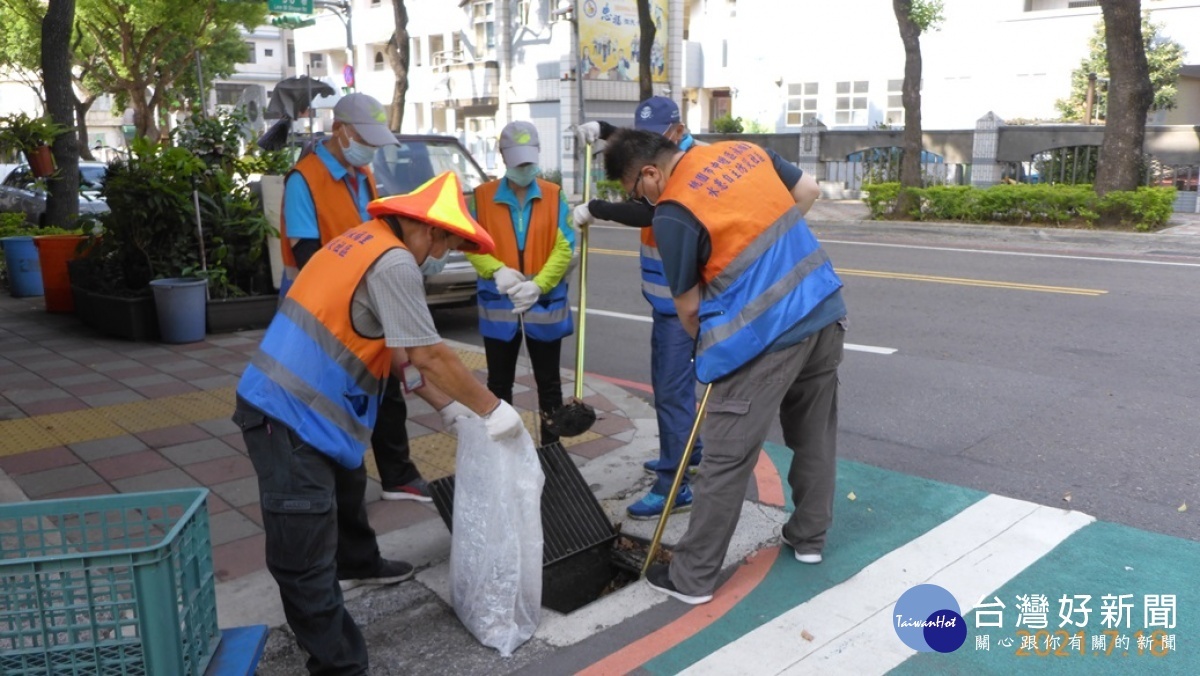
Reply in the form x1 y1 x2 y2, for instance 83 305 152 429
484 400 524 441
492 266 526 295
573 202 594 227
508 280 541 315
437 401 474 434
574 121 602 146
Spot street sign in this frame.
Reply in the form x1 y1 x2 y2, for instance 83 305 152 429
271 15 316 29
268 0 313 15
343 65 355 88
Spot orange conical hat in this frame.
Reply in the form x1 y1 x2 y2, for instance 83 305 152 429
367 171 495 254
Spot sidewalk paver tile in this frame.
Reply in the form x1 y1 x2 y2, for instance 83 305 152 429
80 390 147 408
561 436 625 460
196 417 239 437
184 454 255 485
210 476 259 508
190 374 241 390
0 446 77 476
69 435 149 461
582 393 618 412
220 433 247 453
366 501 438 536
207 493 232 515
42 484 115 500
92 359 143 373
4 387 71 405
173 365 227 381
35 410 126 445
97 401 184 433
0 418 58 456
121 373 178 388
50 373 110 387
91 450 174 481
587 413 635 436
20 398 89 416
160 390 234 422
111 467 200 493
211 533 265 583
137 424 213 449
136 381 199 398
0 371 43 388
105 367 163 382
208 510 263 547
240 503 263 527
160 438 238 465
19 464 105 498
63 379 124 397
38 364 91 379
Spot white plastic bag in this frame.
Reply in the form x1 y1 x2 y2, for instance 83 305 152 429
449 417 545 656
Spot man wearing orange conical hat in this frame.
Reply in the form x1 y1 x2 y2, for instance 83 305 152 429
233 172 523 675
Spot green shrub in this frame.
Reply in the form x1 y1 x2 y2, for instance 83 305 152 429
861 182 1174 230
595 179 624 202
1098 187 1176 231
712 115 744 133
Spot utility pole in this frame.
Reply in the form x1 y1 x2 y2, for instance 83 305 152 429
316 0 355 86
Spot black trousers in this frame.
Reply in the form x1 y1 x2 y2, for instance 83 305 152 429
370 375 421 488
234 400 381 676
483 332 563 445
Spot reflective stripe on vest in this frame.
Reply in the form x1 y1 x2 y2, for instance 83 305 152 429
639 237 676 315
473 178 573 341
279 151 378 269
659 142 842 384
237 219 400 467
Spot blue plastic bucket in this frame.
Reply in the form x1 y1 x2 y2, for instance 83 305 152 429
149 277 208 344
0 236 45 297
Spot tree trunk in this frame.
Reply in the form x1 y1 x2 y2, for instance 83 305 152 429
636 0 655 102
75 94 98 161
41 0 80 229
387 1 410 131
1095 0 1152 195
892 0 923 218
131 94 159 140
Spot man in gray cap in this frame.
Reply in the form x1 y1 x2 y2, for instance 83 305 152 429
277 93 442 542
466 121 576 446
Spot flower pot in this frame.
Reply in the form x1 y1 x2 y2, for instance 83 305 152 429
149 278 208 344
205 293 279 333
25 144 55 178
33 234 89 313
260 175 285 291
0 236 44 297
71 285 160 341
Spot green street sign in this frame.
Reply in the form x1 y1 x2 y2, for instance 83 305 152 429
271 14 316 29
268 0 313 15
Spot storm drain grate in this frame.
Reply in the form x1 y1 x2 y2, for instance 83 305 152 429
428 441 616 566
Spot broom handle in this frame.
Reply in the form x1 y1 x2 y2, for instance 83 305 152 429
641 382 713 577
574 144 592 400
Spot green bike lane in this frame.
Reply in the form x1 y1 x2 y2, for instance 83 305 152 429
533 443 1199 675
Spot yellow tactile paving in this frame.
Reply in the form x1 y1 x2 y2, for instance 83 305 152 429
159 389 236 423
31 410 126 445
98 402 187 433
0 419 62 457
452 348 488 371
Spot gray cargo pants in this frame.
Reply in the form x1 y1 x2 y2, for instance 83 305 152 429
669 319 845 597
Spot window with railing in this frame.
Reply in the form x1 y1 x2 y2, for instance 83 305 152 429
785 83 818 126
471 0 496 55
835 80 868 125
410 37 422 67
886 79 904 125
374 52 386 71
242 41 257 64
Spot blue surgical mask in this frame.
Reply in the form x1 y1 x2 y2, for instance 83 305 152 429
419 251 449 276
505 164 539 187
678 133 696 151
339 128 377 167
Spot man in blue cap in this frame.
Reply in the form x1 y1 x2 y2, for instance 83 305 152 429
574 98 819 521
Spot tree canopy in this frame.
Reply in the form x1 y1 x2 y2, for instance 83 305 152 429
1056 14 1184 122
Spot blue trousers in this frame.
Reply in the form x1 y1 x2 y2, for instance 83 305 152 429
651 310 703 494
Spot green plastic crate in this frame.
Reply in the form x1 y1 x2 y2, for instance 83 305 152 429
0 489 221 675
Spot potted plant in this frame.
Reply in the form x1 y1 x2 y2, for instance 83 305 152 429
0 113 70 177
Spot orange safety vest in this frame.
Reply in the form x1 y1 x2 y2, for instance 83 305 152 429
473 178 561 275
279 149 379 269
237 218 402 467
659 141 842 383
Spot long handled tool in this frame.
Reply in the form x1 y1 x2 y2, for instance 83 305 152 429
543 142 597 437
641 382 714 576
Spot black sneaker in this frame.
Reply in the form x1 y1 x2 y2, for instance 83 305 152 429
644 564 712 605
381 477 432 503
339 559 414 591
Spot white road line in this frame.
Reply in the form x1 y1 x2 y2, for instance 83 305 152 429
682 495 1095 676
822 239 1200 268
571 306 897 355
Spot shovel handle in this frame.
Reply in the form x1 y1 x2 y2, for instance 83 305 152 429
574 143 592 400
641 382 714 577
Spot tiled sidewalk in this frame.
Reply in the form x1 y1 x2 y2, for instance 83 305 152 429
0 294 635 584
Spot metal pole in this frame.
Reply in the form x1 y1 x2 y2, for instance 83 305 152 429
642 383 714 577
574 144 592 399
194 52 207 118
573 2 586 194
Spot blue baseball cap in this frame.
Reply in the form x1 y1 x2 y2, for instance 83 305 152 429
634 96 681 134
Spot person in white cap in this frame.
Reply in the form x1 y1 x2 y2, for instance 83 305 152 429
466 121 576 445
279 97 436 504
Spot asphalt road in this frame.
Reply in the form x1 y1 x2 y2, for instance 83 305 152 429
432 222 1200 543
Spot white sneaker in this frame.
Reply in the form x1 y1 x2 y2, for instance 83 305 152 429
780 529 823 565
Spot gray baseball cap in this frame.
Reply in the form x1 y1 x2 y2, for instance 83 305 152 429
498 121 540 166
333 93 398 147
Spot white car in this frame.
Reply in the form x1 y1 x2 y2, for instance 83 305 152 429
0 162 109 226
